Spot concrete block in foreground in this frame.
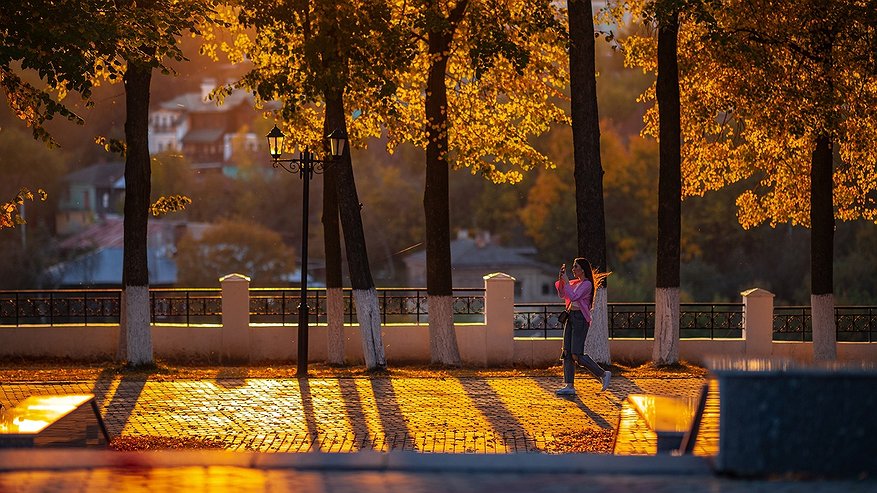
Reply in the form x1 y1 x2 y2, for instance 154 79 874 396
708 357 877 478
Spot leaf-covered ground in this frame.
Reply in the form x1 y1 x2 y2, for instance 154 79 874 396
0 358 707 382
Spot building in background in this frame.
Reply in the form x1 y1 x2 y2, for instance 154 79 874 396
55 162 125 236
148 78 263 176
45 218 204 287
402 230 558 302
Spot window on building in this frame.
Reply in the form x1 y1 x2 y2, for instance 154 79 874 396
542 283 550 295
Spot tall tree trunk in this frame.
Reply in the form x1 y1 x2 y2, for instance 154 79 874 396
120 60 154 366
653 8 681 365
569 0 609 363
322 111 345 365
811 134 836 360
324 89 385 370
424 24 462 367
420 0 467 367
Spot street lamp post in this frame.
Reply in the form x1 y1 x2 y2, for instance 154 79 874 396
266 125 347 377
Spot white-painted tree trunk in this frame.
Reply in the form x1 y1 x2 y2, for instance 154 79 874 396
811 293 837 361
353 288 386 369
652 287 679 365
584 287 610 364
428 295 461 366
124 285 153 366
326 287 345 365
117 290 128 361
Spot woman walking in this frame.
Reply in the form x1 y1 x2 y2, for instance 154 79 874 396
555 257 611 396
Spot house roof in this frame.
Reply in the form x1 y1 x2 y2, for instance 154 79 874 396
159 91 253 113
63 162 125 188
50 218 212 287
182 128 226 144
57 217 209 250
47 247 178 287
403 235 553 272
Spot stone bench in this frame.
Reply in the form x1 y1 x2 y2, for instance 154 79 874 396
0 394 109 448
707 357 877 478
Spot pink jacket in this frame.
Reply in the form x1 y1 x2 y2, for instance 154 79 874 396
555 278 593 324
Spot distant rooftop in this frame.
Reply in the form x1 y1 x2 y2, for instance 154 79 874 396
182 128 226 144
63 162 125 188
404 231 551 271
158 90 254 114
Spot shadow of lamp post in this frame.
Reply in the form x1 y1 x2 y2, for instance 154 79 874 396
266 125 347 377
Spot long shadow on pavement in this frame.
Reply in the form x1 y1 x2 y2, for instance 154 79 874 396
369 377 413 451
456 377 532 452
533 376 613 429
336 377 378 450
604 373 646 410
456 377 529 435
296 378 321 446
91 370 147 438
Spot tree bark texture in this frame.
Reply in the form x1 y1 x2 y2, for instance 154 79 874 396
811 293 837 361
428 295 461 366
583 287 610 364
423 2 466 367
569 0 607 272
122 61 154 366
324 88 385 369
653 9 681 364
569 0 610 363
653 287 680 364
810 135 836 360
656 9 681 290
117 291 128 361
353 288 386 369
326 287 345 365
322 111 344 365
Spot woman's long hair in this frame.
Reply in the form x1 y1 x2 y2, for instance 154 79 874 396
574 257 610 310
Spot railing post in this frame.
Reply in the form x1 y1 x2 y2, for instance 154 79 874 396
742 288 775 358
484 273 515 365
220 273 251 362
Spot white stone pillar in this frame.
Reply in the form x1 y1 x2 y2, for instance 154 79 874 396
742 288 774 358
484 272 515 365
220 273 251 362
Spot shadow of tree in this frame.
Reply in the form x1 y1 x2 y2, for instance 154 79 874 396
369 377 413 450
91 369 147 438
533 377 614 429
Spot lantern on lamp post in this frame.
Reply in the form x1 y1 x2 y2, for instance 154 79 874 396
266 124 347 377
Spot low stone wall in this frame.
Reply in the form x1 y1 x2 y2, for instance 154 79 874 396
1 275 875 365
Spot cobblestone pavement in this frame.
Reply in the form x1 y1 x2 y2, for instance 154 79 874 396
0 374 705 453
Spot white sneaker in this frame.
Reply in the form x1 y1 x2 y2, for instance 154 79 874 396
555 386 576 396
600 371 611 392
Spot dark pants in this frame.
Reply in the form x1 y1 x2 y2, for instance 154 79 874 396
562 310 605 384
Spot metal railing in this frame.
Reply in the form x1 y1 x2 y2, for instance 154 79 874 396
0 289 222 327
249 287 486 325
773 306 877 342
3 288 874 342
149 289 222 326
0 290 121 326
514 302 744 340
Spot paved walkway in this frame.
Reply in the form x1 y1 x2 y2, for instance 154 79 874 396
1 373 704 453
3 372 876 492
